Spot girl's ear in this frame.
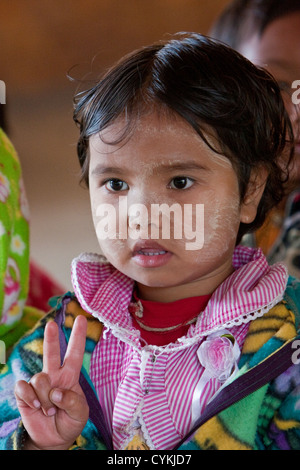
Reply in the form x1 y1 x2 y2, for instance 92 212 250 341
240 167 269 224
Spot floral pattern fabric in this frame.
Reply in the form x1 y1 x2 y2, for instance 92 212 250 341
0 128 30 344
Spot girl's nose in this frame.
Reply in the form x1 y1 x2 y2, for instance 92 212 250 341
128 202 154 239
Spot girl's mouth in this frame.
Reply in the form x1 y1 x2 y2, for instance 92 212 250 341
132 241 172 267
136 249 167 256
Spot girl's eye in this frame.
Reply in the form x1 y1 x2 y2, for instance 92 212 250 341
105 179 129 192
168 176 194 190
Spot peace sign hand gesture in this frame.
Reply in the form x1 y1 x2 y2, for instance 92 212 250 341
14 315 89 450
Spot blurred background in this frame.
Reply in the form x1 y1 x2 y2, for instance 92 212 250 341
0 0 230 290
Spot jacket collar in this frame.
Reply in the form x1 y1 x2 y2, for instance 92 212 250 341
71 247 288 350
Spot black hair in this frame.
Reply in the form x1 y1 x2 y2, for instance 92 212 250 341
210 0 300 51
73 32 293 243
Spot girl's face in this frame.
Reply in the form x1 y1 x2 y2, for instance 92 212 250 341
89 112 262 301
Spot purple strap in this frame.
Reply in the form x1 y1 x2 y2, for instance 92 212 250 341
54 298 113 449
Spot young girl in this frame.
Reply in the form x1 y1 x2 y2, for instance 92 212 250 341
1 33 300 451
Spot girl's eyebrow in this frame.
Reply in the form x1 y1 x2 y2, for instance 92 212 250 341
91 165 125 176
159 161 208 172
91 161 209 177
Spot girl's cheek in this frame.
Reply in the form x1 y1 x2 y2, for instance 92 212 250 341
100 238 127 257
97 238 131 277
194 197 240 259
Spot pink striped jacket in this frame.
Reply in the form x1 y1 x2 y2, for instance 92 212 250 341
71 246 288 450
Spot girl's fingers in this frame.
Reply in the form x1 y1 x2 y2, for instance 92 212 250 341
63 315 87 381
14 380 41 411
17 316 87 419
28 372 56 416
50 388 89 424
43 316 87 385
43 321 62 373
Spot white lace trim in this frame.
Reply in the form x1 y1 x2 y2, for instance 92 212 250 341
138 412 156 450
72 251 109 265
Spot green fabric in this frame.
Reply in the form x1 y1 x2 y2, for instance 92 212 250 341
218 383 269 447
0 128 36 348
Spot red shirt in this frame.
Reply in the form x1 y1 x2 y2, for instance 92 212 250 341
129 290 211 346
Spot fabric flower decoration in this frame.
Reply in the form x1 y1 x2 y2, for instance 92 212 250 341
197 332 239 383
11 234 26 256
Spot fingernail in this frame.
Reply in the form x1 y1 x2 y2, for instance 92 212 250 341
51 390 63 403
47 407 56 416
33 399 41 409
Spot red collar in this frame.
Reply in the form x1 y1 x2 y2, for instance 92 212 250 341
129 290 211 346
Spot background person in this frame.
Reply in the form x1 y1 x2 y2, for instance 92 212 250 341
210 0 300 278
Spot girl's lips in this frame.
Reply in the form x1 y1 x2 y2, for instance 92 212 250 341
132 241 172 268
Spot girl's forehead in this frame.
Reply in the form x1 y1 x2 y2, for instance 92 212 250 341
99 111 194 137
90 113 233 170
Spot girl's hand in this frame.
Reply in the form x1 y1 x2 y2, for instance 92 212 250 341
14 315 89 450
